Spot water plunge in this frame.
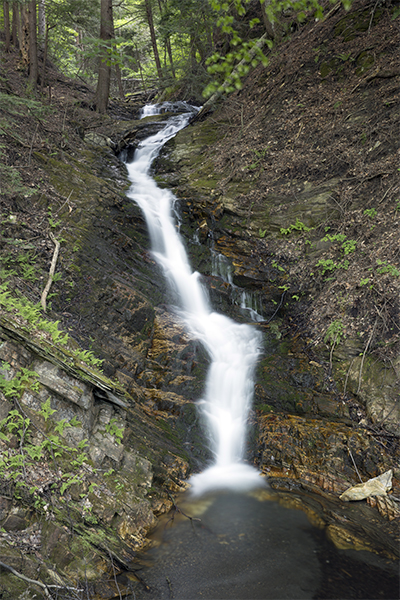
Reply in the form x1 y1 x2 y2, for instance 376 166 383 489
125 104 264 495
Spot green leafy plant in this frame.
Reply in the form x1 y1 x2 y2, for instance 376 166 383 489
47 207 61 229
54 419 71 435
71 348 103 368
316 258 338 275
0 280 103 367
376 260 399 277
21 264 38 282
359 277 370 286
280 218 311 235
324 320 344 346
271 260 285 272
341 239 357 255
247 147 269 170
105 418 124 444
322 233 347 243
337 52 352 61
363 208 377 219
39 398 57 421
0 395 97 512
0 367 40 399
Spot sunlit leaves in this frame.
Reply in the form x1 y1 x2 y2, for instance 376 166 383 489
204 0 353 98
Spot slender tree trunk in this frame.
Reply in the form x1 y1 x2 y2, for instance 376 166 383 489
157 0 175 78
166 37 175 78
12 2 19 48
4 2 11 52
93 0 113 113
189 34 197 70
144 0 162 80
20 4 30 65
260 0 275 39
109 16 124 101
135 43 147 92
41 22 55 91
202 10 213 53
28 0 38 89
115 62 125 100
38 0 46 50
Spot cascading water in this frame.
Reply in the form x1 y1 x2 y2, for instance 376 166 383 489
125 103 264 496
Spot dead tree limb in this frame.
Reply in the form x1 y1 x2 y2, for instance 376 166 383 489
0 561 83 598
40 231 60 312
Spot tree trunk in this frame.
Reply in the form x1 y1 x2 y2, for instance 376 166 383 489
93 0 113 113
12 2 19 48
166 37 175 78
202 9 213 54
28 0 38 89
4 2 11 52
189 34 197 70
41 23 55 91
136 44 147 92
110 16 125 101
260 0 276 39
19 4 30 66
38 0 46 50
144 0 162 81
157 0 175 78
114 61 125 100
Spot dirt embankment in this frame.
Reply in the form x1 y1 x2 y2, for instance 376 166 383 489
200 0 400 361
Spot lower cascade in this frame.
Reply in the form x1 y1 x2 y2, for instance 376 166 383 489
125 103 264 495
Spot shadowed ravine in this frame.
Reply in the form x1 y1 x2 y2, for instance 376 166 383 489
125 103 264 496
123 104 399 600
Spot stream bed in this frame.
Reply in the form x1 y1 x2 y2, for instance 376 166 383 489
129 490 399 600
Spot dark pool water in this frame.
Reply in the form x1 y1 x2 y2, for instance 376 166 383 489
127 491 399 600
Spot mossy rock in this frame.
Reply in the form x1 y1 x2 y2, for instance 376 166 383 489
335 8 383 41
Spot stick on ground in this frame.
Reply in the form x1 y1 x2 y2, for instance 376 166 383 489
40 231 60 312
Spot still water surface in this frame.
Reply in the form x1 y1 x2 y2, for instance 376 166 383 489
129 491 399 600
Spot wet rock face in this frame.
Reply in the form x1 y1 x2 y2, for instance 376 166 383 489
0 328 194 592
0 112 214 594
152 104 399 527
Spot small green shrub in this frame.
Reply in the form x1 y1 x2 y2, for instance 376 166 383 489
280 218 311 235
363 208 377 219
324 320 344 346
322 233 347 243
376 260 399 277
316 258 338 275
341 239 357 255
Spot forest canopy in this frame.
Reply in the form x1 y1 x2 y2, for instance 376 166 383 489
1 0 353 110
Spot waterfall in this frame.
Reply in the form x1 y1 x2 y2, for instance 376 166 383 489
125 104 264 496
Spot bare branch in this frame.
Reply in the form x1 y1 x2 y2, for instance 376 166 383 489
40 231 60 312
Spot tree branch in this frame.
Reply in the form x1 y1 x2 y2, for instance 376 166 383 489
0 561 82 598
40 232 60 312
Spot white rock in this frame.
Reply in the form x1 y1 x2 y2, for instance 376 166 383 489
339 469 393 501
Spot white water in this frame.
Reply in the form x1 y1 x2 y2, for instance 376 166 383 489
125 104 264 496
211 251 265 322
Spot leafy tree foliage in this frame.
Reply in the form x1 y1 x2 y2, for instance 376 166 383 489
0 0 354 107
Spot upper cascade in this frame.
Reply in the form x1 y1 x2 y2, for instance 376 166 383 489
139 101 199 119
